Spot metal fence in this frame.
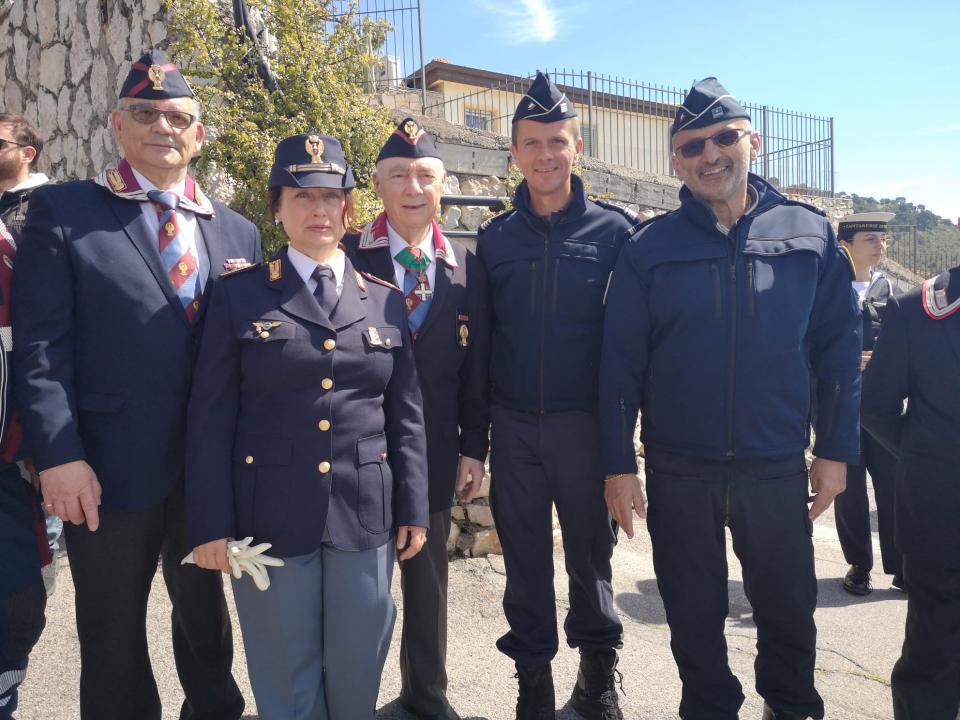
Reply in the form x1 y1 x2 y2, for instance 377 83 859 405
887 225 960 279
422 69 835 197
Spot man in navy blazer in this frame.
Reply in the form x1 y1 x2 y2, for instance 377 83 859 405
12 51 260 720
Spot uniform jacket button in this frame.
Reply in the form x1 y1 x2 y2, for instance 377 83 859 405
323 339 336 351
245 455 254 464
318 419 331 431
321 378 334 390
318 461 331 474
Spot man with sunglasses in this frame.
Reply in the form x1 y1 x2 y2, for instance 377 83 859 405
0 113 48 246
12 50 260 719
600 78 861 720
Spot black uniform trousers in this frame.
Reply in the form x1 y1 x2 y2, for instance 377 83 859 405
835 428 902 576
645 450 823 720
400 508 453 714
0 465 46 720
489 406 622 666
892 555 960 719
63 483 242 720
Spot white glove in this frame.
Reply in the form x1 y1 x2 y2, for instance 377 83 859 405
181 537 285 591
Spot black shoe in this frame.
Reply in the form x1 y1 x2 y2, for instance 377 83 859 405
569 649 624 720
842 565 873 596
400 702 462 720
514 662 555 720
891 574 906 592
761 702 809 720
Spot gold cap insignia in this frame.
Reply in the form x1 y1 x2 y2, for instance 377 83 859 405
305 135 324 163
403 120 420 140
106 168 127 192
147 65 166 91
268 258 282 282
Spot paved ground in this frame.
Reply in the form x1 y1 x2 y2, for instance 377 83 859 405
19 499 904 719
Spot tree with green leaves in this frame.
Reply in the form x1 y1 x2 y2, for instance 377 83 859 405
168 0 392 253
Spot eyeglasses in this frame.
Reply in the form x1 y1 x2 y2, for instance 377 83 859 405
673 128 751 159
119 105 197 130
0 138 30 150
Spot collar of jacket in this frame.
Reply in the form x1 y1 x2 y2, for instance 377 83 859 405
922 266 960 320
356 211 458 268
679 172 784 233
513 172 588 226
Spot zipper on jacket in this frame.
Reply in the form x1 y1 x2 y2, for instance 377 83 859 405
746 259 756 317
711 262 722 319
551 258 560 313
539 231 550 413
725 258 738 457
724 483 732 526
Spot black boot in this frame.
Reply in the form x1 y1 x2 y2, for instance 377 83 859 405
761 702 809 720
569 649 624 720
514 662 555 720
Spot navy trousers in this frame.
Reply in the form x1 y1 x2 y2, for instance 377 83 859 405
645 450 823 720
0 466 46 720
489 406 622 666
892 555 960 719
835 428 902 576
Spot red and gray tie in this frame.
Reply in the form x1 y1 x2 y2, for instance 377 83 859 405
148 190 202 322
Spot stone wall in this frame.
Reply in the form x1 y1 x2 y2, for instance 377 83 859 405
0 0 168 181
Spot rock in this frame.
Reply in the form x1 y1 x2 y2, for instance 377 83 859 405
69 30 92 83
24 0 35 35
36 89 57 137
37 0 57 45
143 0 162 17
441 205 461 231
446 522 460 555
469 529 502 557
71 84 93 139
13 30 26 78
442 173 461 196
89 59 109 113
450 504 466 522
56 85 71 133
473 472 491 499
106 13 127 65
38 41 66 92
459 205 484 231
84 0 101 47
465 502 494 527
59 0 77 43
26 37 40 88
455 530 473 555
147 18 165 46
3 79 22 117
45 134 62 165
553 527 563 549
460 175 505 197
10 0 24 28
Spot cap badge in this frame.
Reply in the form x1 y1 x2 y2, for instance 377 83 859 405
147 65 166 91
305 134 324 163
527 101 536 110
403 119 420 139
711 106 724 118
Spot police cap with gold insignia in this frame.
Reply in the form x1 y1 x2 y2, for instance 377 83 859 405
268 133 356 190
120 49 195 100
837 212 895 241
376 117 442 163
513 71 577 124
672 77 750 136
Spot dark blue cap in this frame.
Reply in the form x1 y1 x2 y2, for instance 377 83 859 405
268 134 356 190
513 71 577 124
672 77 750 136
376 118 442 163
119 50 195 100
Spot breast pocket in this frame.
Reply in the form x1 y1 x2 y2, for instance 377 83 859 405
742 236 822 342
550 241 618 317
356 432 393 534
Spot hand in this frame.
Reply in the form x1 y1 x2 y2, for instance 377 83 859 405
396 525 427 561
39 460 102 531
860 351 873 371
604 473 646 539
808 458 846 520
455 455 486 503
193 538 231 574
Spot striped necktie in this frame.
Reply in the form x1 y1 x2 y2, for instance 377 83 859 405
395 246 431 335
147 190 202 323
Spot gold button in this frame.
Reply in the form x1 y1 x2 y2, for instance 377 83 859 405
384 338 392 347
323 339 336 351
244 456 254 465
318 419 331 431
380 452 388 461
259 331 270 339
318 461 331 474
321 378 334 390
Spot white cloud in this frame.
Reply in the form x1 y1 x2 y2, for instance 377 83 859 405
477 0 560 44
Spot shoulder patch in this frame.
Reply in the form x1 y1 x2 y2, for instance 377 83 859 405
782 198 827 217
478 209 514 234
594 199 640 223
220 262 262 278
360 271 402 293
838 245 856 280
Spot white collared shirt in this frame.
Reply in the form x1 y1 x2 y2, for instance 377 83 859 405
287 244 345 297
387 221 436 291
132 166 208 281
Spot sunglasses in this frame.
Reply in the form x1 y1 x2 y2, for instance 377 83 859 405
120 105 197 130
673 128 751 159
0 138 30 150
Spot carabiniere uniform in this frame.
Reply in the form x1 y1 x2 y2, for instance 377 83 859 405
476 71 635 707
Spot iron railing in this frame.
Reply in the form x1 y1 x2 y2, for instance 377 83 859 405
420 69 835 197
887 225 960 279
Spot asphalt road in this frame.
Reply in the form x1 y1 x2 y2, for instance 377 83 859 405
19 500 904 719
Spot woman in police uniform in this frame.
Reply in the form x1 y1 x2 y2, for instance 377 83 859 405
185 134 429 720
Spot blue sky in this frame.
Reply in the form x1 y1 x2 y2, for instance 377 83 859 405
419 0 960 223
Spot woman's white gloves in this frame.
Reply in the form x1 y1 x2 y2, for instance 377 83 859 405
182 537 285 591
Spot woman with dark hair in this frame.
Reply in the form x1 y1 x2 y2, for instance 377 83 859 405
185 133 429 719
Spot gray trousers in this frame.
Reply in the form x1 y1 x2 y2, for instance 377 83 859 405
232 542 396 720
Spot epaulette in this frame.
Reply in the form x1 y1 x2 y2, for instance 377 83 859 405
359 270 401 293
838 245 856 280
626 210 670 239
782 198 827 217
594 199 640 223
478 209 515 234
219 262 261 278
